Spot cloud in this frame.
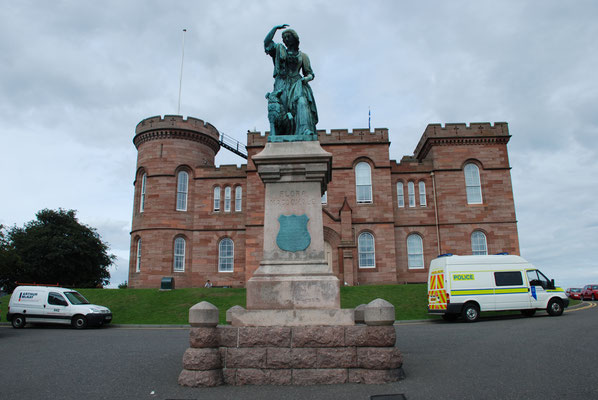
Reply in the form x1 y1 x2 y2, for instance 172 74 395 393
1 0 597 289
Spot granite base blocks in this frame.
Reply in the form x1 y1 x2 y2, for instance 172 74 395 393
178 325 403 387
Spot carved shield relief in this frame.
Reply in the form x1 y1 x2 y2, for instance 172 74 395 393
276 214 310 252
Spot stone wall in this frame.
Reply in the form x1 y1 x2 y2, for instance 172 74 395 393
178 325 403 386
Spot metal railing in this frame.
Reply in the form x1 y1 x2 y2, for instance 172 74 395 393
219 132 248 159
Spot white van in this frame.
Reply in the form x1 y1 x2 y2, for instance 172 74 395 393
7 286 112 329
428 254 569 322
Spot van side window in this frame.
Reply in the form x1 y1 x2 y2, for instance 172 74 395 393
494 271 523 286
48 292 68 306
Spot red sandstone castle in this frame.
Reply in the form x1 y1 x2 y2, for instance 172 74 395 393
128 115 519 288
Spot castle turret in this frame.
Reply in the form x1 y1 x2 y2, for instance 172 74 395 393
129 115 220 288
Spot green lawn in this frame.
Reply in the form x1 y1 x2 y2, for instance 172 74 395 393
0 285 581 325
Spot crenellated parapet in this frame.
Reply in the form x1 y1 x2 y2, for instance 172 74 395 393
246 128 389 147
413 122 510 161
134 115 221 153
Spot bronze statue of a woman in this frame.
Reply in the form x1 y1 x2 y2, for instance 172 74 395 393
264 24 318 141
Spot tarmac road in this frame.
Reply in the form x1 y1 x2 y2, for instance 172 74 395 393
1 302 597 400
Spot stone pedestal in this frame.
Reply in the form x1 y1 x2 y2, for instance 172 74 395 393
246 141 342 314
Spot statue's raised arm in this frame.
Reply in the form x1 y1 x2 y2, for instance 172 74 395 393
264 25 319 141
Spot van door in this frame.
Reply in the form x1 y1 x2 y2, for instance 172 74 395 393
493 271 531 310
45 292 71 324
526 270 550 308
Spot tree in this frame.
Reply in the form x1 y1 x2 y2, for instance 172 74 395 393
0 225 23 291
4 209 114 291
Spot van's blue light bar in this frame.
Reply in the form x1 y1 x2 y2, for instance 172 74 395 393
438 253 453 258
495 252 509 255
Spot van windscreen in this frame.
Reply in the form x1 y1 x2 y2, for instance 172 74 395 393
65 292 90 305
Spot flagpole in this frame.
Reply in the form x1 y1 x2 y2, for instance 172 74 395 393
368 107 371 131
177 29 187 115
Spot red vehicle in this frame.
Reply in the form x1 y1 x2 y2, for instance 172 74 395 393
581 284 598 301
566 288 582 300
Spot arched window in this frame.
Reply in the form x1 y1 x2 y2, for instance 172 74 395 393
464 163 482 204
224 187 231 212
235 186 242 212
218 238 234 272
358 232 375 269
471 231 488 255
140 173 147 213
213 187 221 211
419 181 427 207
135 238 142 272
173 237 185 272
408 182 416 207
407 234 424 269
355 162 372 203
397 182 404 208
176 171 188 211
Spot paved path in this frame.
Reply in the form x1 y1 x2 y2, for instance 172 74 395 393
1 303 596 400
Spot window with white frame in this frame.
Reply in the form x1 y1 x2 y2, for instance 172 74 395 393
471 231 488 255
358 232 376 268
140 173 147 213
407 234 424 269
408 182 416 207
173 237 185 272
355 162 373 203
419 181 427 207
397 182 404 208
235 186 242 212
176 171 188 211
321 190 327 205
213 187 221 211
224 187 231 212
464 163 483 204
135 238 142 272
218 238 234 272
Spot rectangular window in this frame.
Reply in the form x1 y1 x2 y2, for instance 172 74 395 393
224 187 231 212
397 183 404 208
419 181 427 207
408 182 416 207
321 190 327 205
235 186 242 212
213 187 220 211
140 174 146 213
495 271 523 286
136 239 142 272
176 171 188 211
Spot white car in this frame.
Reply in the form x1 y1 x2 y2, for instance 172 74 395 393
7 286 112 329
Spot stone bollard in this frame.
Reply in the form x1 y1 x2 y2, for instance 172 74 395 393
364 298 395 326
178 301 224 387
354 304 367 324
226 305 245 325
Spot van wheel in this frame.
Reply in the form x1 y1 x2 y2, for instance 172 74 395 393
521 309 536 317
12 314 26 329
442 313 458 322
72 315 88 329
547 299 564 316
462 303 480 322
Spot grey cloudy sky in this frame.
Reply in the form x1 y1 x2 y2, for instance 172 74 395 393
1 0 596 289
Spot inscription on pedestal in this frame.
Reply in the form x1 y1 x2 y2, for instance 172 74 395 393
268 190 318 207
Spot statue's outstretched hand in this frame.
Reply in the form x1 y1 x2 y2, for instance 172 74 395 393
276 24 289 30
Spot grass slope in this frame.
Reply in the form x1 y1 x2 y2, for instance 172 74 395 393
1 285 580 325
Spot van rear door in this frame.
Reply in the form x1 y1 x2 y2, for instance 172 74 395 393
428 269 448 311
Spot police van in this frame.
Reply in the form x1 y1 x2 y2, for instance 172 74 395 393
428 254 569 322
7 285 112 329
